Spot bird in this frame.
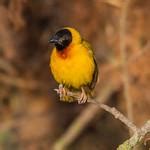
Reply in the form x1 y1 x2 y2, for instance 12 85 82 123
49 27 98 104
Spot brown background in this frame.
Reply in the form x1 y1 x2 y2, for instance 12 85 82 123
0 0 149 150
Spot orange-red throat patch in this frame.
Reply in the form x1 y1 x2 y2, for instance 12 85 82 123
56 45 72 59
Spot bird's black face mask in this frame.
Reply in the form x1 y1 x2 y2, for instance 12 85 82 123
49 29 72 51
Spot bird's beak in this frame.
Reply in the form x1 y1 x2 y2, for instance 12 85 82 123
49 35 58 44
49 38 57 43
49 36 63 47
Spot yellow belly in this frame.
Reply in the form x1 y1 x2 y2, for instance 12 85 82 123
50 44 95 89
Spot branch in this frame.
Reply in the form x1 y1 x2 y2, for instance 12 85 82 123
89 100 137 133
53 85 149 150
119 0 133 133
52 84 118 150
59 87 138 133
117 120 150 150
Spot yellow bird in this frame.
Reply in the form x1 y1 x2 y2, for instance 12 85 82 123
49 27 98 104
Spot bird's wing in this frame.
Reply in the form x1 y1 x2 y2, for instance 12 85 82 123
82 40 99 90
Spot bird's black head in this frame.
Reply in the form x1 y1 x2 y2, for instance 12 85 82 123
49 29 72 51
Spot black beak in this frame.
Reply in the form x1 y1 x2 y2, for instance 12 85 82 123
49 36 58 44
49 36 63 47
49 38 58 43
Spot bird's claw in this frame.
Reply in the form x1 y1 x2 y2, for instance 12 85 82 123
54 84 67 101
54 89 60 94
54 85 88 103
54 84 63 94
77 88 88 104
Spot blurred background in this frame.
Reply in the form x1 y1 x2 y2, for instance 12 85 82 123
0 0 149 150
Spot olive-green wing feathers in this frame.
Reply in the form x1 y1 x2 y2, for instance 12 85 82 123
82 40 99 90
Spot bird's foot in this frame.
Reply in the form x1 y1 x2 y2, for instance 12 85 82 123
54 84 68 101
77 87 88 104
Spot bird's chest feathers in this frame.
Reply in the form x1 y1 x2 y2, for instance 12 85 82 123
50 45 94 88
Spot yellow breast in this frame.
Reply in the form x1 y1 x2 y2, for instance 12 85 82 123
50 44 95 89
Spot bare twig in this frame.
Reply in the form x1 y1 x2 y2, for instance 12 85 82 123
53 85 149 150
117 120 150 150
119 0 133 134
56 87 138 133
100 104 137 132
89 100 137 133
52 84 118 150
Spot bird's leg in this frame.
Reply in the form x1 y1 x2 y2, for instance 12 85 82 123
78 87 88 104
54 84 68 100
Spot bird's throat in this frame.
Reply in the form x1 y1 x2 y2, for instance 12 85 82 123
56 48 69 59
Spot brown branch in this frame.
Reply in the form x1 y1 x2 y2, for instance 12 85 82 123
119 0 133 134
56 87 138 133
117 120 150 150
52 84 118 150
100 104 137 132
90 101 137 133
53 87 150 150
